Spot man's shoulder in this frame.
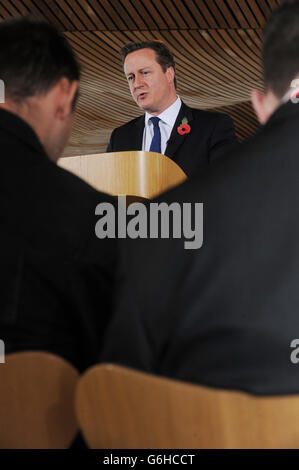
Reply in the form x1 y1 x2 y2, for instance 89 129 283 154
107 115 144 152
23 156 114 236
112 115 144 135
184 104 233 125
50 159 115 210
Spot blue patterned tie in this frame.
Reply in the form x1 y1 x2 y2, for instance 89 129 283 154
149 117 161 153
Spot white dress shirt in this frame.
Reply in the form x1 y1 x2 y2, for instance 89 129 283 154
142 96 182 154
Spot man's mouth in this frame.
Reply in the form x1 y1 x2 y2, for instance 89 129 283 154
137 92 147 100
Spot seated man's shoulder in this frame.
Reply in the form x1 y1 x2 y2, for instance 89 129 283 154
22 158 116 261
47 158 113 204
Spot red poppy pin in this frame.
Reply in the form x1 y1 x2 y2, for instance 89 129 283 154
177 117 191 135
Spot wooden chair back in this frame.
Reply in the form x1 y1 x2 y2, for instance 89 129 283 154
76 363 299 449
0 351 79 449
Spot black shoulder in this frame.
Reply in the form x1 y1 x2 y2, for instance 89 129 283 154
190 107 233 124
112 115 144 134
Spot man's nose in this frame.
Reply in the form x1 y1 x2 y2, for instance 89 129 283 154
133 74 144 89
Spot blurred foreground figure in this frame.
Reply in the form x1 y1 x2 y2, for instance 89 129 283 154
100 1 299 394
0 17 116 372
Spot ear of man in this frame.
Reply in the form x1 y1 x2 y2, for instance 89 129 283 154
251 89 269 125
165 66 175 86
251 88 281 125
33 78 79 162
51 77 79 121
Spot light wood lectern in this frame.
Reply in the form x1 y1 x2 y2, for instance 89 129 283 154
58 151 187 199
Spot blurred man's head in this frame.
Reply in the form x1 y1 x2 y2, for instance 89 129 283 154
121 41 177 116
251 1 299 124
0 16 80 161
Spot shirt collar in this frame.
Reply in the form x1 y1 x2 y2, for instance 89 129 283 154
145 96 182 128
281 86 299 105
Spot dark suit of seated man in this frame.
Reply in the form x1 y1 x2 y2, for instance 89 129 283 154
100 2 299 395
0 17 117 373
107 41 238 178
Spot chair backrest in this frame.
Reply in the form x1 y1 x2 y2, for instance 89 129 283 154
75 363 299 449
58 151 187 199
0 351 79 449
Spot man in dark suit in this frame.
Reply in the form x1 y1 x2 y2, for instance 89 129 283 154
100 1 299 395
0 17 116 372
107 41 238 177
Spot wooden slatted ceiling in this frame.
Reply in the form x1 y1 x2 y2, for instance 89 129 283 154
0 0 284 156
0 0 282 30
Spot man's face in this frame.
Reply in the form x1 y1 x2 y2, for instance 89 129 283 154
124 48 175 116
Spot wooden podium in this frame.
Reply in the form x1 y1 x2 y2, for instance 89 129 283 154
58 151 187 199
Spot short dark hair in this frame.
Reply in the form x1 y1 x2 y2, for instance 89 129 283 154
0 16 80 103
120 41 177 88
263 1 299 98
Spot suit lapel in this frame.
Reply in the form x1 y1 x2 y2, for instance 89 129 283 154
133 115 145 149
165 102 193 160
